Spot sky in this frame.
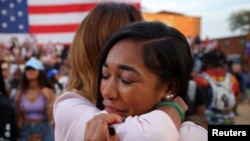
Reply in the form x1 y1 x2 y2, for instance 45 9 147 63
140 0 250 40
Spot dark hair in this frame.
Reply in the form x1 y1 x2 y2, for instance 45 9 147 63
96 21 193 109
0 62 7 95
201 51 222 67
19 70 55 92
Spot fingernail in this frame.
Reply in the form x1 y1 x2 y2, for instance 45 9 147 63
108 126 116 136
121 117 126 123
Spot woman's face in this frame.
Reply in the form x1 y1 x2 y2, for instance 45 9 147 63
101 39 166 117
25 67 40 80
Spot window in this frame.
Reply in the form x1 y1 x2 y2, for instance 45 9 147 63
224 40 230 47
239 38 245 46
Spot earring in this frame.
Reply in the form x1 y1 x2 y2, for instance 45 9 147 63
166 94 174 101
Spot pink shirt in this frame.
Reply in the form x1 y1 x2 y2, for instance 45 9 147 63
53 91 207 141
179 121 208 141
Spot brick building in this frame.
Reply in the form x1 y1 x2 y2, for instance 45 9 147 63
143 11 201 39
213 36 246 55
143 11 249 66
213 35 249 65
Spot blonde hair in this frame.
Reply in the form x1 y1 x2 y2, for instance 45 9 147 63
67 2 143 103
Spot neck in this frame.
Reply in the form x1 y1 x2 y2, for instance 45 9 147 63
28 80 40 89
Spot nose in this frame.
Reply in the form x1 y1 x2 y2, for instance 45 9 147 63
101 78 118 100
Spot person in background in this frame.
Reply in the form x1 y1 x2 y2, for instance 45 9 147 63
1 62 11 95
240 65 250 103
15 57 55 141
85 21 207 141
9 68 22 93
228 59 242 115
187 70 206 117
211 45 227 70
47 68 68 97
9 67 23 109
54 2 197 141
0 61 18 141
194 51 240 124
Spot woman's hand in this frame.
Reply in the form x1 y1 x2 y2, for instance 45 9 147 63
156 96 188 129
84 113 123 141
173 96 188 113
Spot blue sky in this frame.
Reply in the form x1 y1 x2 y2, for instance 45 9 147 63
141 0 250 40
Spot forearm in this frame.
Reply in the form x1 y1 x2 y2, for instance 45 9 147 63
55 92 183 141
155 96 188 129
113 110 179 141
53 92 100 141
157 105 182 129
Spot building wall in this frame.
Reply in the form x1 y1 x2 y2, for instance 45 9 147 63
215 36 246 55
143 12 201 38
214 35 249 65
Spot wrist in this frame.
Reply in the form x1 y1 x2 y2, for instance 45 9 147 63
172 96 188 113
154 101 185 121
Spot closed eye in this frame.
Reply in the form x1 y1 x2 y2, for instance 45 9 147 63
121 79 132 84
102 74 110 79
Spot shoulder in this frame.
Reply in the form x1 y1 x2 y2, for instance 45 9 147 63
194 74 209 87
54 90 95 108
53 90 99 141
179 121 208 141
42 86 54 92
229 73 239 83
55 90 90 102
41 87 55 99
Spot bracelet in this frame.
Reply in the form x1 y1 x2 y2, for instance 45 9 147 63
154 101 185 121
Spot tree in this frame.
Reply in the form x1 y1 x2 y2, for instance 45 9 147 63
228 10 250 35
228 10 250 66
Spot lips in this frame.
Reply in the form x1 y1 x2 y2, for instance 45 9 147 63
104 105 126 115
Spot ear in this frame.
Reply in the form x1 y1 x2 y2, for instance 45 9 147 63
166 78 179 96
159 78 179 100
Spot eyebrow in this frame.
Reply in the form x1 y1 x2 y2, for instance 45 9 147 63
103 62 140 75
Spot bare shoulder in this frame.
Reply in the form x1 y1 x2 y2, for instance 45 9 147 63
41 87 55 99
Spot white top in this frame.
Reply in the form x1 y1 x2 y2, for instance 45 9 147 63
53 91 207 141
179 121 208 141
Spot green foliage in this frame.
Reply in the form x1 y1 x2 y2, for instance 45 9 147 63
228 10 250 34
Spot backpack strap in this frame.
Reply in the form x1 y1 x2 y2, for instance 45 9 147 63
188 80 197 102
221 73 231 85
201 72 217 87
202 72 231 87
200 72 220 109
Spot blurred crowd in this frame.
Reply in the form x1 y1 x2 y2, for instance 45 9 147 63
0 36 70 97
189 35 250 104
1 34 250 104
0 35 70 140
0 33 250 140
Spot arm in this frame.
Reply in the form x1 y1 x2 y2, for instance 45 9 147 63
42 87 56 122
84 109 182 141
158 96 188 129
179 120 208 141
15 91 24 129
84 97 187 141
112 97 187 141
194 86 206 117
53 91 101 141
54 91 185 141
